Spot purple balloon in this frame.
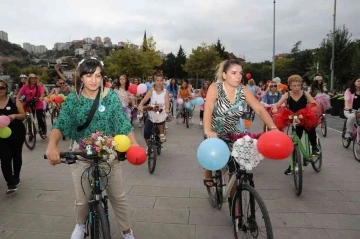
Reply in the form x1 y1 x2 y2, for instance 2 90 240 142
137 84 147 94
0 116 10 128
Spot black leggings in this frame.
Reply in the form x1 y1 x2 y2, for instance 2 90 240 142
295 126 317 148
32 109 46 133
0 137 25 186
200 110 204 120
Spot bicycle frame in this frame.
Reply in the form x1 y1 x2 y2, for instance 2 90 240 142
25 108 40 133
290 127 311 160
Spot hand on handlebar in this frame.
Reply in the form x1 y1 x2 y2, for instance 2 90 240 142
45 145 61 165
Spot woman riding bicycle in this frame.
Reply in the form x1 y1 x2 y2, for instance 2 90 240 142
45 58 138 239
343 76 360 139
272 75 318 175
166 79 178 116
203 59 277 195
17 73 47 139
260 80 282 132
114 75 136 120
138 75 170 144
199 80 209 126
177 79 194 124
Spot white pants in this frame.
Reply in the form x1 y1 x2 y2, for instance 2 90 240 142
344 110 356 132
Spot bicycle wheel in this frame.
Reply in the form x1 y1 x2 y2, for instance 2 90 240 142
206 170 223 209
342 120 351 148
311 137 323 172
292 145 302 196
352 135 360 162
157 143 162 155
320 118 327 137
51 108 58 125
40 113 47 139
148 144 157 174
24 118 37 150
91 203 111 239
231 183 273 239
185 110 189 128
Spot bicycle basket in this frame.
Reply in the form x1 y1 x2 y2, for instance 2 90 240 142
231 135 264 171
81 162 111 192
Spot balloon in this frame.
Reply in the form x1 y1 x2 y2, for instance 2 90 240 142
126 146 147 165
185 103 191 109
197 138 230 170
0 116 10 127
257 131 293 160
55 96 64 104
244 119 251 128
50 95 56 102
196 97 204 105
246 73 252 80
58 94 65 100
0 127 12 138
105 82 110 88
177 98 183 104
137 84 147 94
114 135 131 152
128 84 137 95
191 99 197 105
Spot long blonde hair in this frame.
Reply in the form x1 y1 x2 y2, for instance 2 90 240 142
215 59 242 83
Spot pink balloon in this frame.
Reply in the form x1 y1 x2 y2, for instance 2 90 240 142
0 116 10 127
137 84 147 94
177 98 183 104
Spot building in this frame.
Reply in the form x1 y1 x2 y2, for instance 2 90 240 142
94 36 102 45
35 45 47 54
83 38 93 44
129 43 139 50
53 42 71 50
75 48 85 56
0 31 8 41
103 37 112 48
118 42 126 48
23 43 32 52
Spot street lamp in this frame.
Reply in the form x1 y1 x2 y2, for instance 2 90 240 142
272 0 276 79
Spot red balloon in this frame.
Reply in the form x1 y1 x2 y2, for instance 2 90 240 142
257 131 293 160
54 96 64 104
246 73 252 80
128 84 137 95
126 146 146 165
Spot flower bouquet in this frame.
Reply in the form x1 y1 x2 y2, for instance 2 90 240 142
229 134 264 171
78 131 118 164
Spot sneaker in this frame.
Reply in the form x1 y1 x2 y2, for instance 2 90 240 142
14 178 20 186
284 166 293 175
121 229 135 239
344 132 351 139
6 185 17 194
71 224 86 239
138 122 143 128
199 121 203 126
311 147 319 156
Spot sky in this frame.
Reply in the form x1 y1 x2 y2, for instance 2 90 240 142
1 0 359 62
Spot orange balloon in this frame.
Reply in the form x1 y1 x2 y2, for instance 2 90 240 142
244 119 251 128
50 95 56 101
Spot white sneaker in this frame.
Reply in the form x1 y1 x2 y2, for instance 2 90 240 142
199 121 203 126
121 229 135 239
71 224 86 239
138 122 143 128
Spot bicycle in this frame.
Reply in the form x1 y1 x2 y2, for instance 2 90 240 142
341 110 360 162
176 99 191 128
44 151 126 239
143 106 164 174
288 114 323 196
23 98 47 150
206 136 273 239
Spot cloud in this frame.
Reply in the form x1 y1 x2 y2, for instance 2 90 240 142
0 0 359 62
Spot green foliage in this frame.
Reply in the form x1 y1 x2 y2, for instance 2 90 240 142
176 45 187 78
0 40 29 58
183 43 221 79
214 39 229 60
161 52 176 78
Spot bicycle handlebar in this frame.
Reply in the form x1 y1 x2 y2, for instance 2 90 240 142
44 151 127 164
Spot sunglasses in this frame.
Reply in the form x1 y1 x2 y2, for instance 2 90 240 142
59 82 65 85
30 77 37 80
0 86 6 90
269 85 277 88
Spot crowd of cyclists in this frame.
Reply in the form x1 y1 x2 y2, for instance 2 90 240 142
1 57 358 238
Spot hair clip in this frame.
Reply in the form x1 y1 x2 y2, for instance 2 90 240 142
77 57 104 67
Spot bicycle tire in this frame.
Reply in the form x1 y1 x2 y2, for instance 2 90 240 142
148 144 157 174
215 170 223 210
342 120 351 148
206 170 219 208
24 118 37 150
185 110 189 128
40 114 47 139
311 137 323 172
231 183 273 239
157 143 161 155
321 118 327 137
92 203 111 239
352 138 360 162
293 145 302 196
51 108 58 125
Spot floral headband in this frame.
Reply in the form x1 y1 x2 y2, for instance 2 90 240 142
78 57 104 67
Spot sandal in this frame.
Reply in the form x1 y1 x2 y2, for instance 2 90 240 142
159 134 166 142
203 178 214 188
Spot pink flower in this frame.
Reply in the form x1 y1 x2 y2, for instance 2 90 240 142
91 133 98 139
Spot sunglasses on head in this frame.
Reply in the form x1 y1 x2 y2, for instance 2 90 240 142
0 86 6 90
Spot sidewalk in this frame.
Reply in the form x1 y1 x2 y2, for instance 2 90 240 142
0 109 360 238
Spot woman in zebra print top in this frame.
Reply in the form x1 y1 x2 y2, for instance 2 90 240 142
202 59 278 191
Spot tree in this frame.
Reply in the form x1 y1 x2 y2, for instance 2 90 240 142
183 43 221 85
214 39 229 60
142 31 148 51
291 41 302 54
317 25 355 89
5 63 21 79
176 45 187 78
161 52 176 78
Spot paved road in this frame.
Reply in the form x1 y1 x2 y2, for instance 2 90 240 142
0 109 360 239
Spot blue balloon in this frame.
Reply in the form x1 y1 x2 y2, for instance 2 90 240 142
197 138 230 170
191 99 197 105
185 102 191 109
196 97 204 105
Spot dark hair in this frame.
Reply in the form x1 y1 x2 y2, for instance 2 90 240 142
76 58 105 92
216 59 242 82
349 76 360 94
170 79 178 91
0 79 8 93
181 79 189 89
310 79 324 93
116 75 129 91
